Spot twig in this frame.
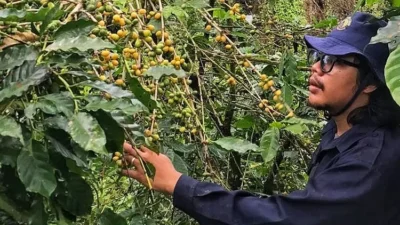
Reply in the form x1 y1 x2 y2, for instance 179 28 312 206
158 0 165 43
65 0 83 22
80 10 98 22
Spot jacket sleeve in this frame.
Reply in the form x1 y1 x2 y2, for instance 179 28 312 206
172 159 384 225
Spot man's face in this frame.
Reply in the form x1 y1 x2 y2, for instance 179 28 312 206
307 52 359 114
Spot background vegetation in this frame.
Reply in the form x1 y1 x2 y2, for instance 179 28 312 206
0 0 399 224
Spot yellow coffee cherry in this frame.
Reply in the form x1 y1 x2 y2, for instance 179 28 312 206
113 14 121 22
99 75 107 81
260 74 267 81
115 79 124 86
154 12 162 20
101 50 110 57
138 8 146 15
287 111 295 118
110 33 119 41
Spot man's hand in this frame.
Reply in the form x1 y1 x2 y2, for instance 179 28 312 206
121 142 182 195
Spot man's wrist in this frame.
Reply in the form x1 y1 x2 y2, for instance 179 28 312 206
166 172 183 195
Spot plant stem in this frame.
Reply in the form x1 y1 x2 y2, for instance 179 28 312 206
57 75 79 113
0 194 29 224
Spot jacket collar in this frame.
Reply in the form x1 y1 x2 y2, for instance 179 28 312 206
320 119 380 152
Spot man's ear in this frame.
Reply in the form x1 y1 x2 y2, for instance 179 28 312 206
363 85 377 94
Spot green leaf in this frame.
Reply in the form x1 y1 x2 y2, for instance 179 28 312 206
213 8 228 20
163 6 188 21
366 0 379 6
44 115 69 131
385 46 400 106
186 0 209 8
314 17 338 29
90 110 125 154
258 127 280 163
85 98 148 115
28 199 48 225
143 66 186 80
214 137 258 153
54 19 96 39
25 93 74 119
42 92 75 117
128 77 158 110
234 115 255 129
0 61 48 103
370 16 400 48
164 148 189 175
25 101 57 119
172 153 188 175
98 208 127 225
0 8 51 22
55 174 93 216
73 80 133 98
282 82 293 106
231 32 248 38
0 116 24 145
284 124 308 135
0 136 22 167
45 113 107 154
167 140 196 153
46 36 115 52
68 112 107 155
40 3 62 35
47 53 90 68
0 45 39 71
17 140 57 198
47 136 87 167
283 117 320 126
393 0 400 7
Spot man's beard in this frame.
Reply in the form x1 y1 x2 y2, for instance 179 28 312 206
307 99 335 113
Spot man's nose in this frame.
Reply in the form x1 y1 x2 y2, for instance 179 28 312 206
310 61 323 77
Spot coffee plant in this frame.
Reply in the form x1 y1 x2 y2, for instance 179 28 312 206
0 0 399 224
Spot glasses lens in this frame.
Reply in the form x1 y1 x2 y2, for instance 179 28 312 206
307 50 319 66
321 55 336 72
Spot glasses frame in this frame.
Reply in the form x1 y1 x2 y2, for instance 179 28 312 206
307 48 360 73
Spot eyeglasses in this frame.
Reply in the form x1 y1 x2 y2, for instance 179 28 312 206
307 48 360 73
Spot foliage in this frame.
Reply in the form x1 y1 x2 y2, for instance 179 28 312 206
0 0 397 224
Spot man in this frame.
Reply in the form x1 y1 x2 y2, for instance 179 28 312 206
122 12 400 225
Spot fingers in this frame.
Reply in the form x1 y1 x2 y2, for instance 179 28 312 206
123 155 144 174
123 142 138 157
139 145 151 153
121 169 152 188
124 142 163 168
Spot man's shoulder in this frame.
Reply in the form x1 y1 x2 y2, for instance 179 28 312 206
353 125 400 167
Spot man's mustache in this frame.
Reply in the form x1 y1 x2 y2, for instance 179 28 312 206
309 77 324 91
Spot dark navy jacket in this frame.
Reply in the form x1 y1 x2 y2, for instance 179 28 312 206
172 120 400 225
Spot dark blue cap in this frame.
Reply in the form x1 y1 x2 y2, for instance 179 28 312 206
304 12 390 84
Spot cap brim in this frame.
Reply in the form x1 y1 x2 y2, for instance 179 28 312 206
304 35 362 56
304 35 386 84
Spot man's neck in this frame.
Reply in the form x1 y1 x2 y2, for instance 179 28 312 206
333 113 352 137
331 95 369 137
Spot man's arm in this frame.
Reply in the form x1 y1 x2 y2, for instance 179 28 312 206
173 159 383 225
